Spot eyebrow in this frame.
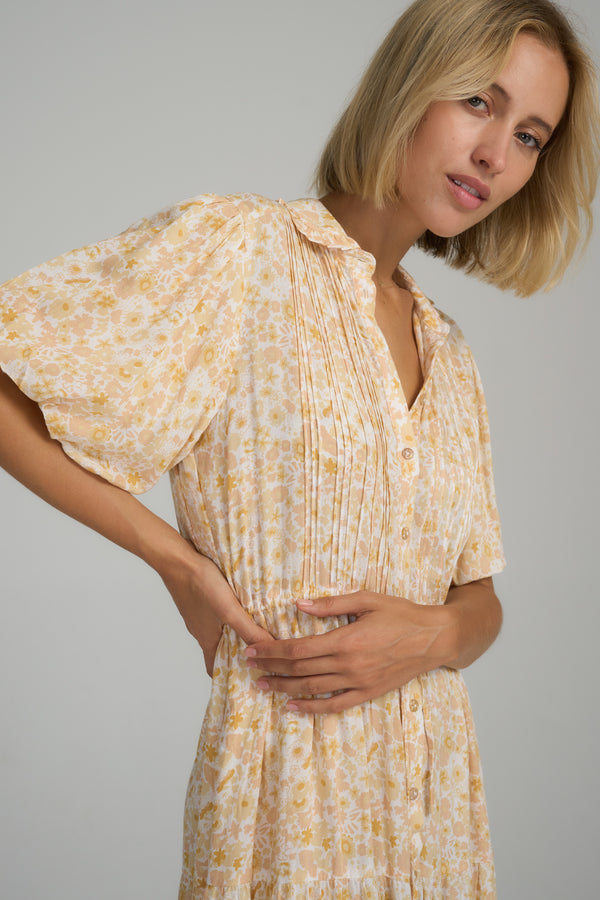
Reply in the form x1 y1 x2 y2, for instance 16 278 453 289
490 82 555 139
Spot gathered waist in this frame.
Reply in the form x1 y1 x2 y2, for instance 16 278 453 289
243 597 352 641
234 589 445 641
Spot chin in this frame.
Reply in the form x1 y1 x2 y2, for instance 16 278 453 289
423 228 460 242
426 220 479 240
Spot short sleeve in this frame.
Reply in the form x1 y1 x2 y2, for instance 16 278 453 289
452 350 506 585
0 194 246 493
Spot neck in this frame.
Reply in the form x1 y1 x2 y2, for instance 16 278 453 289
318 192 424 285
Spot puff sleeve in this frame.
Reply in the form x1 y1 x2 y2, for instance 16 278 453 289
0 194 246 493
452 348 506 585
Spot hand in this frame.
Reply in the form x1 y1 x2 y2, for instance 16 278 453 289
160 550 273 676
244 591 454 713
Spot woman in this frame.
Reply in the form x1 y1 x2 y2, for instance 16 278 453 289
1 0 598 897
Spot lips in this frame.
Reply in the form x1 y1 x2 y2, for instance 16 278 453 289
447 174 490 201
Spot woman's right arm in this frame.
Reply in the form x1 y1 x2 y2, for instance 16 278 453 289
0 370 270 673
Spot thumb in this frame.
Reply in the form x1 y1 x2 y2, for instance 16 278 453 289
224 603 274 646
195 554 273 646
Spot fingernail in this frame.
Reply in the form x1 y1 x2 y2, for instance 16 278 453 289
297 599 314 608
247 660 257 668
287 702 299 711
245 647 257 656
256 679 269 690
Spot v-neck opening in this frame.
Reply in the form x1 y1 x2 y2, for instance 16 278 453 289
283 197 451 414
370 269 434 417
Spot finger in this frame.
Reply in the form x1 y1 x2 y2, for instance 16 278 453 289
246 628 346 661
249 653 336 678
286 689 369 715
296 593 375 618
256 673 350 696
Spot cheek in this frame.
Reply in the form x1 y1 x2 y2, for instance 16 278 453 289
493 157 539 212
507 171 536 205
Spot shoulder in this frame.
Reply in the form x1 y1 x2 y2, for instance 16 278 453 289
224 193 294 238
120 192 284 236
156 192 287 227
155 193 293 248
112 193 290 265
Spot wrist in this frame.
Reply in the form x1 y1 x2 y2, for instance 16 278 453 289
139 523 201 583
420 602 461 670
400 600 459 672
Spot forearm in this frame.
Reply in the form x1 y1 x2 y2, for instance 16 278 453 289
0 370 194 580
442 576 503 669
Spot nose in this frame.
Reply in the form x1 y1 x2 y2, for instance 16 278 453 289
472 124 510 174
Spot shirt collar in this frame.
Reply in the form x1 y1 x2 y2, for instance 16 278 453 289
281 197 365 254
282 197 450 348
399 266 451 349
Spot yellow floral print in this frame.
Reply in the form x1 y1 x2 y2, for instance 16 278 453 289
0 193 505 898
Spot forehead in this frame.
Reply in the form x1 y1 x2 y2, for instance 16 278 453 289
493 32 570 127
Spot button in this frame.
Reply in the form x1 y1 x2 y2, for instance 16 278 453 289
401 447 414 460
409 787 419 801
401 527 410 541
409 699 419 712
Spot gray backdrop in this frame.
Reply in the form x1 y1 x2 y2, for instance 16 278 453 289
1 1 598 897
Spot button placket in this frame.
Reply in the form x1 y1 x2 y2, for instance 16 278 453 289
402 682 428 857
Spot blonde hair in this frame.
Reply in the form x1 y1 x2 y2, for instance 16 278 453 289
314 0 600 296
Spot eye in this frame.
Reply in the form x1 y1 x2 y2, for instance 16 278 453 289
516 131 543 152
466 96 489 112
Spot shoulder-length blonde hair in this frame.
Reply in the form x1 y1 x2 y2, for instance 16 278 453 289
314 0 600 297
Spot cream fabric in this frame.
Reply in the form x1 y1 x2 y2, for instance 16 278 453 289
0 193 506 899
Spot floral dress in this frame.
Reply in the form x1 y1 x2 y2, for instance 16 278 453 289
0 193 506 899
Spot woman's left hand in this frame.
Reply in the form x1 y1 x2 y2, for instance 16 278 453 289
244 592 456 714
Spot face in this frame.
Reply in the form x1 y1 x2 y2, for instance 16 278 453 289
396 32 570 239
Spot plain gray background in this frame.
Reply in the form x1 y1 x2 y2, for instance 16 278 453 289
1 1 598 897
